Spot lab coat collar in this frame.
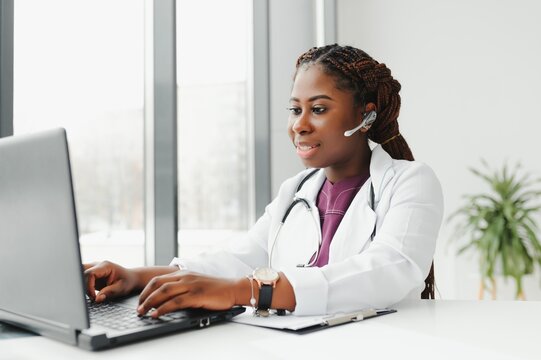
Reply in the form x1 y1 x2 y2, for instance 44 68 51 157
369 145 395 204
295 145 395 204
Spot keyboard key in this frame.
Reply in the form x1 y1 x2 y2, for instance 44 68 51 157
87 300 166 331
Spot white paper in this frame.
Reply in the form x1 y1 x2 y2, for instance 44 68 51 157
231 308 326 330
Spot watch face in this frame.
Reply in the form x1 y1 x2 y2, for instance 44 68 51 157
253 267 279 283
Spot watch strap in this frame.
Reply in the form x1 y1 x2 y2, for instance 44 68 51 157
258 284 273 312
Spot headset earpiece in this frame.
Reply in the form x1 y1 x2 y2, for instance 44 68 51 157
344 111 377 137
360 111 377 129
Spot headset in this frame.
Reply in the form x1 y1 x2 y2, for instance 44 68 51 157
344 111 377 137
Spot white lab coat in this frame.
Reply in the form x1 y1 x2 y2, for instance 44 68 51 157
171 145 444 316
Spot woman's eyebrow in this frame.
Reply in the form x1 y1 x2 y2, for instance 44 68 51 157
289 94 333 102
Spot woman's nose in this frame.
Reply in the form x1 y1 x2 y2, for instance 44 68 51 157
291 113 312 134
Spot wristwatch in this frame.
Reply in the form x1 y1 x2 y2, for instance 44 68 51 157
252 267 280 317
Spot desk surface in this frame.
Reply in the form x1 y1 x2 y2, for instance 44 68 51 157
1 300 540 360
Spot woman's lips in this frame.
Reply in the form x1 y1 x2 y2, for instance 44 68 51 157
296 143 320 159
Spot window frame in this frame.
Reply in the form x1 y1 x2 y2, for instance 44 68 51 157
0 0 335 265
145 0 179 265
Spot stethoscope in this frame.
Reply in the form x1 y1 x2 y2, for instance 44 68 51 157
268 169 377 268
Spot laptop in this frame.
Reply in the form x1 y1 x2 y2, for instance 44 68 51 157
0 128 245 350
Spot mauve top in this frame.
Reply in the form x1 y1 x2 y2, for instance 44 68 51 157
313 171 370 267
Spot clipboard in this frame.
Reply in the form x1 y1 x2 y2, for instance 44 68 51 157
231 308 397 334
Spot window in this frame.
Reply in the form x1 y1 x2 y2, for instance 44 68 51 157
13 0 145 267
176 0 253 257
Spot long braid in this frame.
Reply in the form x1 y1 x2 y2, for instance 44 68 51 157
296 45 435 299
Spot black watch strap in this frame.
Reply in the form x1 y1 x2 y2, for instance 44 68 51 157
258 284 273 311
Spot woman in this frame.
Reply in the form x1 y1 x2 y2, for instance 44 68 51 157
85 44 443 317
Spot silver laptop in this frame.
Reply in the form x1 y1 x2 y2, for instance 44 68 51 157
0 128 244 350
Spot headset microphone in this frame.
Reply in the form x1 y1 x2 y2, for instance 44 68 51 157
344 111 377 137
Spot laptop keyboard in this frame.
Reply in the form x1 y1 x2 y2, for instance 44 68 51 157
87 299 187 331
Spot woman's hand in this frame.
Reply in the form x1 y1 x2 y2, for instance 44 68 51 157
83 261 140 302
136 271 238 318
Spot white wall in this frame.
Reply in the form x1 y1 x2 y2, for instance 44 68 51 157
337 0 541 300
269 0 315 194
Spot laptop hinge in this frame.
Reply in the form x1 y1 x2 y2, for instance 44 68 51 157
77 331 110 351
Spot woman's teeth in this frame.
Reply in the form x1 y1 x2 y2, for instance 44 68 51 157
298 144 319 151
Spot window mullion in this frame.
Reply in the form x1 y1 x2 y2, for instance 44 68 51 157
144 0 178 266
252 0 271 219
0 0 14 138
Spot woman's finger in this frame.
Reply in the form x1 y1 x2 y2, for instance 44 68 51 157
85 272 97 300
95 280 128 302
138 281 189 316
138 273 182 305
150 294 193 318
84 264 107 300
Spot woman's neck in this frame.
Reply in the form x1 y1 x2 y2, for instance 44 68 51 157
324 143 371 184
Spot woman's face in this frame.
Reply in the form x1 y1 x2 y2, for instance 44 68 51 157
288 64 368 179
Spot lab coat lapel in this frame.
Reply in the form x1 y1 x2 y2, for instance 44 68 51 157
271 203 319 268
328 181 376 262
294 169 326 203
328 146 395 262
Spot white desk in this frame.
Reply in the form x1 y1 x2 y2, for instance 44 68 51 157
1 300 540 360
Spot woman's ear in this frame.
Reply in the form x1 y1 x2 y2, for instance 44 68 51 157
359 102 377 133
364 102 377 113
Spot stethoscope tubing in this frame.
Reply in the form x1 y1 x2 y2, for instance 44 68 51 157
269 204 321 268
280 198 311 223
269 169 377 268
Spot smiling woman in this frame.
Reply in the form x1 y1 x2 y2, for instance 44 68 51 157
84 44 444 318
287 65 371 182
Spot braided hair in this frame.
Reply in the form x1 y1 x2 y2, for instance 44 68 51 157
295 44 435 299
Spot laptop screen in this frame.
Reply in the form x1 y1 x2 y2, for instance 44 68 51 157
0 128 89 331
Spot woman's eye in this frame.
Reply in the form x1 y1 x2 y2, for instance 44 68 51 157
287 107 301 116
312 106 326 114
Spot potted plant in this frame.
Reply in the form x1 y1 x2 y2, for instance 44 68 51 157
448 160 541 300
